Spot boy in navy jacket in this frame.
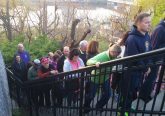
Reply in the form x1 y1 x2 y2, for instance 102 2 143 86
120 13 152 113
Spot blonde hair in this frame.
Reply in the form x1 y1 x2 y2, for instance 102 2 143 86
109 44 121 53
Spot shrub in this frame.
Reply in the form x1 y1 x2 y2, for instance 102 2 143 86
0 35 60 65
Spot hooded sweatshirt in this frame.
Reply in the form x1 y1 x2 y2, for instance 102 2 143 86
125 25 151 56
151 20 165 50
124 25 152 67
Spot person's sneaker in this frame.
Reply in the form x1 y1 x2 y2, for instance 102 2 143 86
117 112 129 116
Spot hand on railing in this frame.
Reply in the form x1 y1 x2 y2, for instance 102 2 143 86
144 67 151 77
50 70 58 75
96 62 101 68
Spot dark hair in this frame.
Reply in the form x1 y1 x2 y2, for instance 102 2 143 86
87 40 99 54
119 31 130 45
53 53 60 62
55 50 63 56
134 13 150 25
109 42 115 47
14 54 21 63
69 48 80 60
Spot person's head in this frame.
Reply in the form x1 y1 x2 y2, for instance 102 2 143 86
69 48 80 62
17 43 24 52
87 40 99 54
109 43 121 58
79 40 88 52
55 50 63 56
15 55 21 62
48 52 54 60
41 57 49 69
53 53 60 62
33 59 40 68
63 46 70 57
134 13 151 34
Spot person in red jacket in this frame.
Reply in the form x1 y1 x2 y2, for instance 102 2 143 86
38 57 58 78
38 57 58 107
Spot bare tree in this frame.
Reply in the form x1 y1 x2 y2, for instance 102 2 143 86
0 0 12 41
102 4 143 42
42 0 47 35
65 18 91 48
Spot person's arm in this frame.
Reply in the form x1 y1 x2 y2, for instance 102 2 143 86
63 60 71 72
87 58 98 66
87 52 104 66
57 56 64 72
125 37 139 56
12 64 23 80
125 37 147 68
79 58 85 68
151 28 164 49
38 69 50 78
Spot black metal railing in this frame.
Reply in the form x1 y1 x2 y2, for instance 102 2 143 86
6 48 165 116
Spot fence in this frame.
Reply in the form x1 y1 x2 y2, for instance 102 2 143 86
6 48 165 116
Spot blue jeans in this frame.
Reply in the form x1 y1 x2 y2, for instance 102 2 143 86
84 80 111 109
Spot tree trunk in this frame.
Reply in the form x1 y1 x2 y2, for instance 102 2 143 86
69 19 80 47
6 0 12 41
42 0 47 35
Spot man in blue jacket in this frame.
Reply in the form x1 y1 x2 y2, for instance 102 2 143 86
120 13 152 114
150 18 165 95
14 43 31 66
151 18 165 50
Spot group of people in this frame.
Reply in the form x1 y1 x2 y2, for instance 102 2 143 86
11 12 165 114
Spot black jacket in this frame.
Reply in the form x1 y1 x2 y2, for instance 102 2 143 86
79 51 87 66
151 20 165 50
12 61 27 81
57 55 66 73
124 25 152 68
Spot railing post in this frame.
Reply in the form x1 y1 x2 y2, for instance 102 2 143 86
27 88 33 116
156 65 165 95
52 84 57 116
53 105 56 116
79 75 84 116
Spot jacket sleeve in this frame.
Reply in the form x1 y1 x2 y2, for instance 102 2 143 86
87 58 98 66
79 58 85 67
38 69 50 78
57 56 64 72
87 53 102 65
63 60 71 72
151 28 164 49
125 37 146 68
12 63 20 77
27 52 31 62
125 37 139 56
87 52 105 65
